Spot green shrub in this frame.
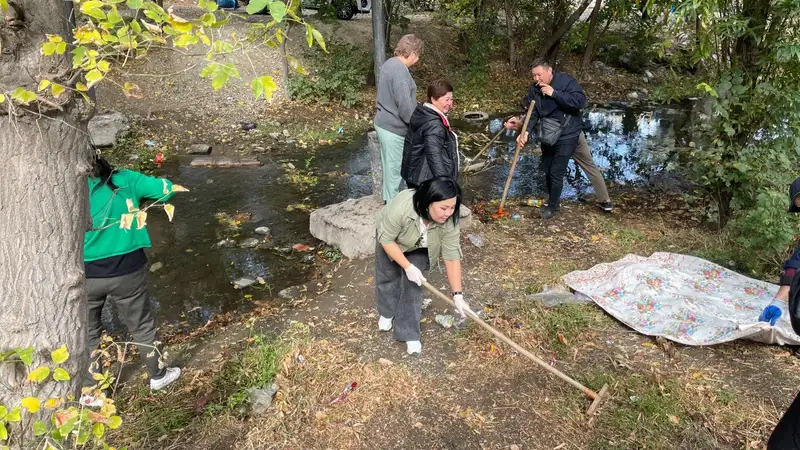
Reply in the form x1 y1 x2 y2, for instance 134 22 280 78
288 42 369 108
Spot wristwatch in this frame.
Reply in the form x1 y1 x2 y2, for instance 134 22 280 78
451 291 463 297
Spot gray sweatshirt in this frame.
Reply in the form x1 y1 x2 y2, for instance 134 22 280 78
374 57 417 137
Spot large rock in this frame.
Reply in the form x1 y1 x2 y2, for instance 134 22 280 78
310 196 383 259
88 112 130 147
310 196 473 260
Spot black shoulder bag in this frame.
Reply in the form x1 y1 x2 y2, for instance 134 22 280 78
535 91 571 146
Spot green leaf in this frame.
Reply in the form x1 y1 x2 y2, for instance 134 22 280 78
0 94 5 104
33 421 48 436
85 69 104 88
0 423 6 441
305 23 313 47
55 42 67 55
10 87 36 105
0 0 7 12
5 408 21 423
198 0 219 12
98 60 111 73
127 0 143 8
246 0 269 14
108 416 122 429
92 423 105 439
42 42 57 56
268 1 287 22
15 347 33 365
21 397 41 413
311 29 326 52
252 76 277 102
53 368 70 382
51 345 69 365
107 7 123 25
27 366 50 383
38 80 51 92
0 406 6 420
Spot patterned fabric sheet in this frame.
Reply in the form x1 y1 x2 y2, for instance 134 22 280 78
562 252 800 346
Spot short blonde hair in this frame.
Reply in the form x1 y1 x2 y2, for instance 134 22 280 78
394 34 423 58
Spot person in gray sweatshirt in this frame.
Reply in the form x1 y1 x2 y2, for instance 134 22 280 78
374 34 423 202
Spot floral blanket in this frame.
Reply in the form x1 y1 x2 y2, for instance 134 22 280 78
562 253 800 346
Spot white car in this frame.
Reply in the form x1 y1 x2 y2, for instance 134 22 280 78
302 0 371 20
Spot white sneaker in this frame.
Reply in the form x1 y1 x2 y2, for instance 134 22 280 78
406 341 422 355
150 367 181 391
378 316 393 331
79 394 104 408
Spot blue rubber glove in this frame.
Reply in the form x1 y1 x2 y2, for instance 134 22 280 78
759 300 784 326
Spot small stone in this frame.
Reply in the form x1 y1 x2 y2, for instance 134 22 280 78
232 276 257 289
215 238 236 249
268 132 281 139
302 254 315 263
278 285 303 299
149 262 164 273
412 422 423 429
206 179 214 184
627 92 639 100
187 144 212 155
240 238 260 248
467 234 484 248
255 226 272 237
282 129 290 137
247 383 278 416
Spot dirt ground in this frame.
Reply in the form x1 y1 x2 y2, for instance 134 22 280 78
104 192 798 450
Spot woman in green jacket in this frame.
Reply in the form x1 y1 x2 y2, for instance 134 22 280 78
375 177 469 355
81 155 184 405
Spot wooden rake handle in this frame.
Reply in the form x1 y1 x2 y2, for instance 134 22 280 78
422 280 599 400
497 100 536 213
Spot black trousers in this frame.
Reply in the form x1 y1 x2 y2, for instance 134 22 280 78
541 136 579 208
769 390 800 449
374 239 429 342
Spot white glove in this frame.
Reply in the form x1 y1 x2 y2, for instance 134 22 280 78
453 294 470 318
404 264 426 286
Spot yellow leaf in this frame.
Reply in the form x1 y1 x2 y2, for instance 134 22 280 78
37 80 51 92
0 94 5 104
21 397 41 413
171 184 189 192
43 398 62 409
51 84 65 98
76 82 89 92
27 366 50 383
164 204 175 222
135 211 147 229
119 213 134 230
98 60 111 73
51 345 69 364
126 198 137 212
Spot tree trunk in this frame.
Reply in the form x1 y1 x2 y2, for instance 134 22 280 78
581 0 603 70
280 26 291 100
504 0 517 69
537 0 592 59
371 0 387 86
384 0 393 55
0 0 91 434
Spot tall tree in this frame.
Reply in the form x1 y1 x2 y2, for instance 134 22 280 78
537 0 591 61
581 0 603 69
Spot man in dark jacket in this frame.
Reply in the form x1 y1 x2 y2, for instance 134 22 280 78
508 57 587 219
401 80 458 189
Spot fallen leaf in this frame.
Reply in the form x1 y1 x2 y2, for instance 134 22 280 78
668 415 680 423
164 204 175 222
412 422 423 429
293 244 310 252
135 211 147 229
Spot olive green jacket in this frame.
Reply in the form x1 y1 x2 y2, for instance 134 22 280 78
375 189 462 265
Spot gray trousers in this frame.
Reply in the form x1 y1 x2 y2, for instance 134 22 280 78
375 239 429 342
573 132 611 203
86 267 164 383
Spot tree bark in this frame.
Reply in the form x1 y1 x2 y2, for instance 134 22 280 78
279 26 291 100
371 0 387 86
537 0 592 60
581 0 603 70
0 0 91 419
505 0 517 69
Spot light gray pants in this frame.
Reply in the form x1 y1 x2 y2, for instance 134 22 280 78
86 267 164 384
375 239 429 342
573 132 611 203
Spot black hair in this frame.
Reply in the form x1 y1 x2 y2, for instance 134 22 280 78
530 57 552 69
90 154 118 191
412 177 462 225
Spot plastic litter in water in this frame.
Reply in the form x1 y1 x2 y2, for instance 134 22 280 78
488 118 503 134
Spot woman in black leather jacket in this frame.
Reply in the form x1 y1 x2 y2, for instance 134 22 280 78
401 80 458 188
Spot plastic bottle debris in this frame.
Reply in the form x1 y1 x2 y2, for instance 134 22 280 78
296 354 306 364
511 213 521 220
524 198 544 207
330 381 358 405
232 276 257 289
421 298 432 310
337 126 344 135
435 314 455 328
467 234 485 248
145 139 157 147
